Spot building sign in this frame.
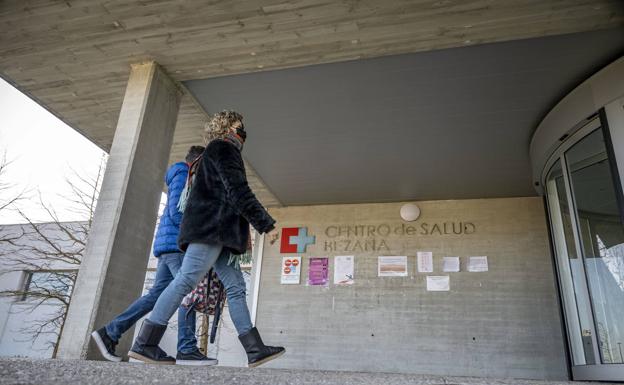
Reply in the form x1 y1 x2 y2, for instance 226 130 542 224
322 222 476 253
280 227 315 253
324 223 476 238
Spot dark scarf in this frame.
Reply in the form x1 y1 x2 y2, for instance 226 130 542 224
225 132 244 151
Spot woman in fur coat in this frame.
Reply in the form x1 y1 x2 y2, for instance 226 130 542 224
129 111 284 367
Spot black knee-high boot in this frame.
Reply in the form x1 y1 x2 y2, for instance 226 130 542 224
238 327 285 368
128 320 175 364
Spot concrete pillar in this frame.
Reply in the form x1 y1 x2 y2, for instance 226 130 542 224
57 62 182 359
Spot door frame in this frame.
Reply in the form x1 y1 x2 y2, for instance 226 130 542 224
541 115 624 382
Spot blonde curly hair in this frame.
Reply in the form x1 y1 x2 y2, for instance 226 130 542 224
204 110 243 143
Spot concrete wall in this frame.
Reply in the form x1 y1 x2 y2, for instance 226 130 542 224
254 197 568 380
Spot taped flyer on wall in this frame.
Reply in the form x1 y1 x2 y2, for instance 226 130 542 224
468 256 488 272
334 255 354 285
378 256 408 277
307 257 329 286
417 251 433 273
281 256 302 284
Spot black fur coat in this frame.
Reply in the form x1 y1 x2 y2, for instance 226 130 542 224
178 139 275 254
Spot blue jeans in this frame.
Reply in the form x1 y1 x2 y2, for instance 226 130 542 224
149 243 253 336
104 252 198 354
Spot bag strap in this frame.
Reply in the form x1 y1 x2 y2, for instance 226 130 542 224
177 153 204 213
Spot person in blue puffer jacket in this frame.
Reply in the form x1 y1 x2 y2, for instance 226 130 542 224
90 145 214 366
153 160 189 258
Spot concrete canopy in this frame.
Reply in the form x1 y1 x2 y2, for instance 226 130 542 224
1 1 623 205
185 29 624 205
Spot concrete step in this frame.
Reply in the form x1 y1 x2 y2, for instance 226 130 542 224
0 358 596 385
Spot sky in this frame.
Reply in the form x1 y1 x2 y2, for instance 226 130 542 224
0 78 107 224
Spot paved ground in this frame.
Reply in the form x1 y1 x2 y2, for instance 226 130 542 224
0 358 602 385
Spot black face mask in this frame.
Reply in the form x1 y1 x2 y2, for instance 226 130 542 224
236 124 247 141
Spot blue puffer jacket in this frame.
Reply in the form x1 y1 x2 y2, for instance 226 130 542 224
153 162 189 257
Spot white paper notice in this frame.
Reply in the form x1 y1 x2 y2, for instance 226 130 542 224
281 256 302 284
417 251 433 273
468 256 488 272
426 276 450 291
378 256 408 277
443 257 460 272
334 256 355 285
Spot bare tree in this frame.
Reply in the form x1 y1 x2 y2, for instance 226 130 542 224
0 152 26 248
0 155 106 356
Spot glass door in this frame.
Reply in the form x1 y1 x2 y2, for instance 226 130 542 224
544 117 624 381
566 128 624 364
546 160 597 366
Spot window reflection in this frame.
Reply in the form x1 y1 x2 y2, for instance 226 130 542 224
566 128 624 364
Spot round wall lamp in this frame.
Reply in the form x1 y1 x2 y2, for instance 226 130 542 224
400 203 421 222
